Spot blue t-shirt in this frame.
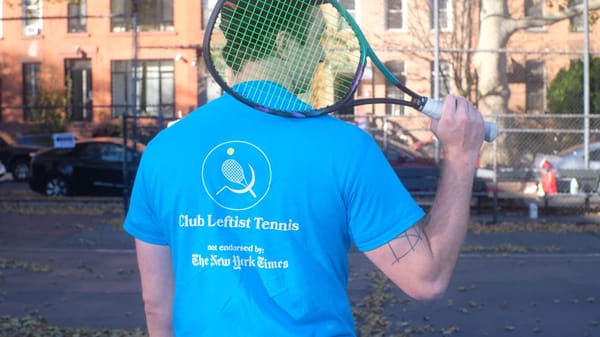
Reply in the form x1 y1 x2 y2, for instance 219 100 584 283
124 82 424 336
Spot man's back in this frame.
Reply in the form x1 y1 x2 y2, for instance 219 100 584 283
125 91 423 336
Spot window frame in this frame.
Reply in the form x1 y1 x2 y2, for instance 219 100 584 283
569 0 585 32
430 0 453 32
385 0 408 31
338 0 358 30
525 0 546 31
68 0 87 33
385 60 406 116
111 59 175 118
65 58 93 121
22 62 41 121
22 0 43 36
110 0 174 33
525 59 546 113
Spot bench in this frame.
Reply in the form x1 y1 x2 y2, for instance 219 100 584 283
394 166 488 208
393 166 441 194
541 168 600 211
555 169 600 194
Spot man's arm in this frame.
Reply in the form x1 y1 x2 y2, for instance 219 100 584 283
365 95 484 300
135 239 175 337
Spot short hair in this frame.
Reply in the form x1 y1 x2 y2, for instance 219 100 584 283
219 0 323 72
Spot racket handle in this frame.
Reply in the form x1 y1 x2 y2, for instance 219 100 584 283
421 99 498 142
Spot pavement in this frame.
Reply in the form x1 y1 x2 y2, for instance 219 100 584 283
1 180 600 336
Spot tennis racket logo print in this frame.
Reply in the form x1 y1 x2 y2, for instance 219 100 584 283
204 0 498 142
218 159 257 198
203 141 272 211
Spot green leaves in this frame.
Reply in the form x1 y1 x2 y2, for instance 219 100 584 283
0 313 148 337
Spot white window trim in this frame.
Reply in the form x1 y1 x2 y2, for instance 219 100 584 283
339 0 359 31
430 0 453 33
385 0 408 32
23 0 43 36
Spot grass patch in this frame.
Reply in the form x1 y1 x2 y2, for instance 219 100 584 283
469 221 600 234
0 314 147 337
0 258 52 272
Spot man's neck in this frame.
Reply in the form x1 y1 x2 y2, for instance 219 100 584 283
233 57 292 91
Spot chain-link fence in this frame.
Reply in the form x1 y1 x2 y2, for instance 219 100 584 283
3 105 599 219
340 112 600 219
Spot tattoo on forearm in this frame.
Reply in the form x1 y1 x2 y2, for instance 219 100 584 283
387 226 424 264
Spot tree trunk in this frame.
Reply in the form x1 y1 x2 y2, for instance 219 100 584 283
475 0 511 165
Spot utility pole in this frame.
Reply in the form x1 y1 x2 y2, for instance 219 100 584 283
583 0 590 168
123 0 140 213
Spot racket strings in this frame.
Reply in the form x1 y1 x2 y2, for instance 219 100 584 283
209 0 363 115
222 159 246 185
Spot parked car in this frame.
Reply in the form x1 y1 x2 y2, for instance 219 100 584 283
384 143 437 168
385 143 488 197
0 131 43 181
29 137 145 196
534 141 600 170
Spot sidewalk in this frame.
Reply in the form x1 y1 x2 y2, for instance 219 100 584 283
1 204 599 336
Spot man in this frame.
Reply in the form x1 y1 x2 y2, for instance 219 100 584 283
124 1 485 336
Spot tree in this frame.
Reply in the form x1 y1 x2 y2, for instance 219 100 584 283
546 56 600 146
547 56 600 115
476 0 600 164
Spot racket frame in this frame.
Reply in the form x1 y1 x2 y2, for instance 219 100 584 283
202 0 498 142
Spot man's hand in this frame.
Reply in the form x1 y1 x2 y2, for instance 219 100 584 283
430 95 485 168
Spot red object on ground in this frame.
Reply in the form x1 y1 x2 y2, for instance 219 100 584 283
540 160 557 195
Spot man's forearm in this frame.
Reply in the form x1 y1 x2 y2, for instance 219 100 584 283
421 156 477 284
135 240 175 337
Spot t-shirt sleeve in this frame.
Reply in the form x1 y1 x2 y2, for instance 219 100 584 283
123 150 169 246
346 141 425 252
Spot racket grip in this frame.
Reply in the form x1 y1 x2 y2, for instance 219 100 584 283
421 99 498 142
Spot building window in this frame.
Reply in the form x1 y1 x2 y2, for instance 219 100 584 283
22 0 42 36
111 0 174 33
430 0 452 31
385 61 406 116
569 0 584 32
525 0 545 31
23 63 41 121
431 61 453 98
202 0 218 29
68 0 87 33
525 60 545 113
525 0 543 17
338 0 357 30
386 0 407 30
65 59 93 121
111 60 175 118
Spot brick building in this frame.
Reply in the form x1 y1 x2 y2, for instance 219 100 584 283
0 0 598 141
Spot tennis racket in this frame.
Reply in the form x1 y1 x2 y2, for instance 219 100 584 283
203 0 498 142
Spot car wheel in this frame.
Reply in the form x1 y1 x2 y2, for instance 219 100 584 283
45 177 69 197
11 160 30 182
